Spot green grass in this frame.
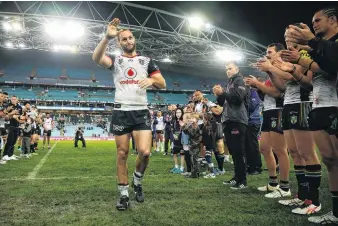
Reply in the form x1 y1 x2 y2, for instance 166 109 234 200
0 141 332 226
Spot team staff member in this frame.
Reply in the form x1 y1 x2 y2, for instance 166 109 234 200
214 61 249 190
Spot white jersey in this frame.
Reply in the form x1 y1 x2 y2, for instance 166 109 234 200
284 81 313 105
155 116 165 131
263 80 282 111
43 118 53 131
109 55 160 111
312 73 338 108
194 102 204 125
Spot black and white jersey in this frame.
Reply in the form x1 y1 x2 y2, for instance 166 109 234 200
108 55 161 111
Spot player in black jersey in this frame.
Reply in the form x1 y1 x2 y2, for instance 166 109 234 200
282 8 338 223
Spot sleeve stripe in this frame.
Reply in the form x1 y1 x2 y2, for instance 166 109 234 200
149 70 161 77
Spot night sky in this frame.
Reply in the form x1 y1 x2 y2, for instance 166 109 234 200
131 1 335 46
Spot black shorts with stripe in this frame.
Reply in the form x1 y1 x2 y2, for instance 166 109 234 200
282 102 312 131
261 109 283 134
308 107 338 135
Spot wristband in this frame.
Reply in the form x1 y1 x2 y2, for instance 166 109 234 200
295 56 301 64
290 64 297 74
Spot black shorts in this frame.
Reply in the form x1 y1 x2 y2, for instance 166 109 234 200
308 107 338 135
261 109 283 134
215 122 224 140
156 130 164 134
43 130 52 137
173 146 183 154
34 128 41 135
282 102 312 131
110 109 151 136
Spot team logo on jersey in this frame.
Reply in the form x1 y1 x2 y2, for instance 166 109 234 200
139 59 145 65
330 118 337 130
290 115 297 124
128 59 133 62
271 120 277 128
124 67 137 79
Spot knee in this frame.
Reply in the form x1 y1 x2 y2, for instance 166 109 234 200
259 146 270 155
138 148 151 157
117 148 129 160
288 149 299 158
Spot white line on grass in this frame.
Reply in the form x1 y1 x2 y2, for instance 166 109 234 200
26 141 59 180
2 174 160 182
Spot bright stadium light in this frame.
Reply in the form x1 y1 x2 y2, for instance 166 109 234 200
216 50 244 62
188 16 204 29
162 57 172 63
5 41 13 48
18 43 26 48
2 22 12 31
45 20 84 40
12 22 22 31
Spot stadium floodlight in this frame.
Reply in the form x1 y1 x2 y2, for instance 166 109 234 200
18 43 26 48
2 22 12 31
161 57 172 63
188 16 204 29
216 50 244 62
12 22 22 31
45 20 84 40
5 41 13 48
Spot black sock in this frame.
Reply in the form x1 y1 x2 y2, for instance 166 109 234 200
30 144 35 153
34 143 38 148
215 152 224 171
332 191 338 218
279 180 290 192
305 164 321 206
294 165 307 201
269 176 278 187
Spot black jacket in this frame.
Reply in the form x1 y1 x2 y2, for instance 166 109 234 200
218 73 249 125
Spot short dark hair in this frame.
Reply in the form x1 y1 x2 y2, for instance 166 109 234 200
23 101 30 106
2 91 8 95
268 43 285 52
315 7 337 19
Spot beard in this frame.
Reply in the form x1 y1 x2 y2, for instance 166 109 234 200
122 44 136 54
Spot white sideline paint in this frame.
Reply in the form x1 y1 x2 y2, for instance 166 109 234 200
2 174 159 182
26 141 59 180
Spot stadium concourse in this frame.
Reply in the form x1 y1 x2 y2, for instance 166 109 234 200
1 1 338 226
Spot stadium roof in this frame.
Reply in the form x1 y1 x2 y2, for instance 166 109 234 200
0 1 267 70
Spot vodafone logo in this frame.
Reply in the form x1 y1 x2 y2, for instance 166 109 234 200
120 79 140 84
124 67 137 79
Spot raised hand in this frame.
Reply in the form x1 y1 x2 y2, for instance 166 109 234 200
273 59 294 73
253 57 272 72
212 85 223 96
285 23 315 44
106 18 121 39
280 46 301 63
244 75 258 87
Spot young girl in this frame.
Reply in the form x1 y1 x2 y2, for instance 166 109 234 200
170 108 185 174
181 113 201 178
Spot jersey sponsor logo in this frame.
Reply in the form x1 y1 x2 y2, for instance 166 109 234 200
112 124 124 132
119 79 140 85
139 59 145 65
124 67 137 79
231 129 239 135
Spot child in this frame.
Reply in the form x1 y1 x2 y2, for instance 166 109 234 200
170 108 185 174
202 113 217 178
181 114 201 178
22 117 33 158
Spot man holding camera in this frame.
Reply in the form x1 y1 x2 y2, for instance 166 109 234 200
74 127 86 148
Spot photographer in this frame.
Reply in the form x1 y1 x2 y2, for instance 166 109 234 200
74 127 86 148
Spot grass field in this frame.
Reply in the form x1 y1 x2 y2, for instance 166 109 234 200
0 140 332 226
